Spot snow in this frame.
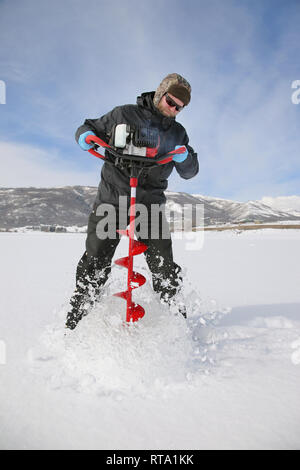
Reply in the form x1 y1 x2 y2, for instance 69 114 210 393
261 196 300 215
0 229 300 450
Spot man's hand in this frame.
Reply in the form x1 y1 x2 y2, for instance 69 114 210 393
78 131 96 151
172 145 188 162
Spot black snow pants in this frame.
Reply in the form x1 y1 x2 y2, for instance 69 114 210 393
72 202 183 307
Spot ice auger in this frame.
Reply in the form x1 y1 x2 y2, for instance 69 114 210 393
85 126 186 323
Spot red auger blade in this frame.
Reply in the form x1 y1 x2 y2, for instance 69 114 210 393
114 219 148 322
114 290 128 300
114 256 129 269
127 303 145 322
131 271 146 288
132 239 148 255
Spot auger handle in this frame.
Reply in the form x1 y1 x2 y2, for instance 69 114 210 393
86 135 110 160
85 134 186 165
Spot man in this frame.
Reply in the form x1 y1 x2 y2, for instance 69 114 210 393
66 73 199 330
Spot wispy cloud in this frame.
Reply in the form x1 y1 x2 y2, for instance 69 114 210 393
0 141 100 187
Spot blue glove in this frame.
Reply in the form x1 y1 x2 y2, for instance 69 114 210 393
78 131 96 151
173 145 188 163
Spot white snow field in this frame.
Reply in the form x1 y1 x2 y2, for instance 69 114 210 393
0 229 300 450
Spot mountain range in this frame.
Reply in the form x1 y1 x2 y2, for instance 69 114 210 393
1 186 300 231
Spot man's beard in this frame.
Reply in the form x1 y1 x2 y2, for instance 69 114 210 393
156 101 175 117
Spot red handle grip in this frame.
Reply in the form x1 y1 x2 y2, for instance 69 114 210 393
85 134 110 148
85 134 111 160
156 145 186 165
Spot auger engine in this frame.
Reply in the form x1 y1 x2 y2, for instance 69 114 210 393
111 124 159 157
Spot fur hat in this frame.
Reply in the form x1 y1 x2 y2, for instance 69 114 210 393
153 73 191 107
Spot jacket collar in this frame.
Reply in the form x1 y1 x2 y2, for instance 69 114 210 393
136 91 175 128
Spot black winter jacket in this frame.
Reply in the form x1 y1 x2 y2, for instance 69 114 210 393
75 92 199 206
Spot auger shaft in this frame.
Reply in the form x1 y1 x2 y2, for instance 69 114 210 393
114 174 148 322
127 177 138 321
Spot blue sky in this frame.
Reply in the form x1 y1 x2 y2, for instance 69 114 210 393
0 0 300 201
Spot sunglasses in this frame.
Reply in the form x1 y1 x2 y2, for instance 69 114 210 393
164 93 184 111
